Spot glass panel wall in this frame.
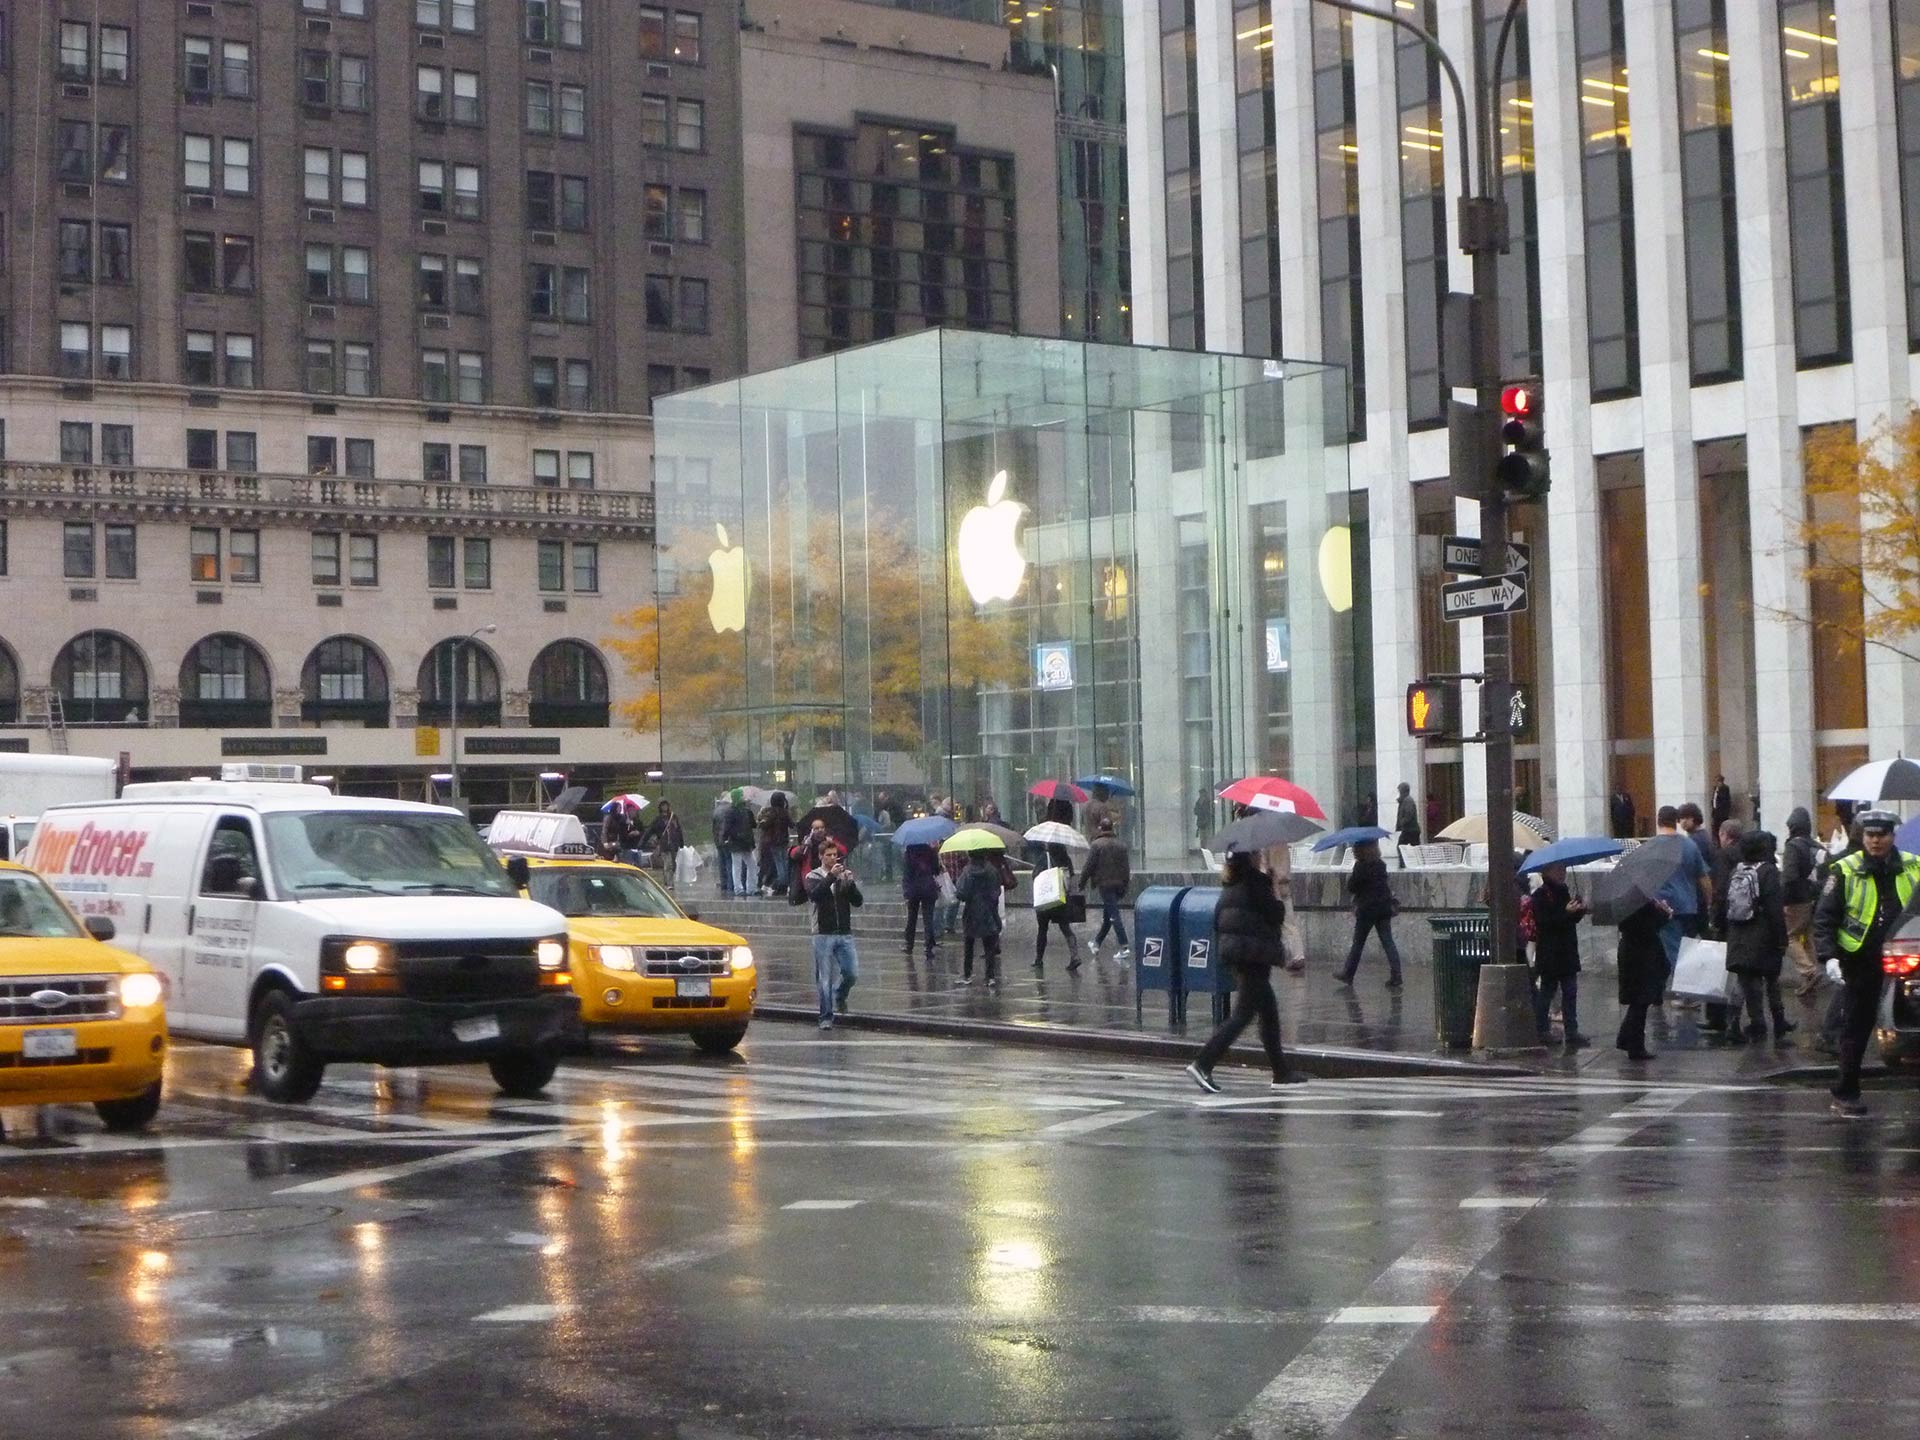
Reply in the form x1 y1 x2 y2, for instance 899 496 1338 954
651 332 1352 872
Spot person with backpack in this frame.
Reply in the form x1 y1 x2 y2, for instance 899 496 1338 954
1717 828 1794 1045
1528 861 1588 1049
954 849 1014 986
1780 806 1824 997
721 791 758 896
900 841 942 960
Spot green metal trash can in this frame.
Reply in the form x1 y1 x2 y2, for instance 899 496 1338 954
1428 912 1493 1049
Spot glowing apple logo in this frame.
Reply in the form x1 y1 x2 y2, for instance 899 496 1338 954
707 523 748 634
956 471 1027 604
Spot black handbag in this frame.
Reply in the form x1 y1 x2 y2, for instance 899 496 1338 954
1065 893 1088 924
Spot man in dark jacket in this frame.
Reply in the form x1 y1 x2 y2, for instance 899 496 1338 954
1717 828 1793 1043
1813 809 1920 1115
1700 818 1744 1033
954 850 1013 986
1337 839 1403 987
1710 775 1733 833
1616 897 1672 1060
1394 782 1420 848
900 842 942 960
1781 805 1822 996
1080 820 1132 960
757 794 792 896
722 793 757 896
805 839 862 1029
1184 850 1303 1091
1530 862 1588 1048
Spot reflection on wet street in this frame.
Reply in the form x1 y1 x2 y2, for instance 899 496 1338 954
5 1030 1920 1438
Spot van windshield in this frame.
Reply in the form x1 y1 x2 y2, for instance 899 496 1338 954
264 811 518 898
0 871 86 939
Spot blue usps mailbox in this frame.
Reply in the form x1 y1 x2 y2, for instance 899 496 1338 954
1133 885 1190 1025
1173 886 1229 1024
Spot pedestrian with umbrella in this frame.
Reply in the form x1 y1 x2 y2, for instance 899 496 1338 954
1316 827 1400 989
1813 808 1920 1116
1076 776 1132 840
1183 837 1306 1093
952 839 1014 987
1589 833 1696 1061
1217 776 1327 821
1027 805 1086 972
895 818 954 962
1518 843 1614 1048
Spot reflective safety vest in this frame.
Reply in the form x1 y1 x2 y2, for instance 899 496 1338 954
1832 850 1920 952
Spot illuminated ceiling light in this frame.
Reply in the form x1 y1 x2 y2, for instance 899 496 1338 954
1783 46 1810 58
1580 95 1615 108
1508 97 1533 109
1236 22 1273 39
1782 25 1837 46
1698 48 1731 61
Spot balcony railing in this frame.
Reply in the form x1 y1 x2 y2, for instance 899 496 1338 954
0 461 655 534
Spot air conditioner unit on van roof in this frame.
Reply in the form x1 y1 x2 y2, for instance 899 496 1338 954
222 763 304 783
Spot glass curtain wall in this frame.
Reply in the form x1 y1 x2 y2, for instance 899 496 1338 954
652 331 1351 872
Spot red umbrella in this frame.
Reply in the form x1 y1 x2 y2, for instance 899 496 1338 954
1217 776 1327 821
1028 780 1089 803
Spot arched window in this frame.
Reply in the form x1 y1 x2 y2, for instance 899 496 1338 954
528 641 609 728
53 631 149 725
179 634 272 728
301 637 390 728
417 638 501 727
0 642 17 724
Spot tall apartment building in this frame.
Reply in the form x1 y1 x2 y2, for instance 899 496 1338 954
1122 0 1920 839
0 0 744 800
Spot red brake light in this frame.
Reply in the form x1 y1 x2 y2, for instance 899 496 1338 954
1882 947 1920 977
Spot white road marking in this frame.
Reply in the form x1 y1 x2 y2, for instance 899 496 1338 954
273 1134 560 1195
1459 1196 1542 1210
169 1340 462 1440
1329 1305 1440 1325
474 1303 567 1324
1033 1108 1151 1138
782 1199 862 1210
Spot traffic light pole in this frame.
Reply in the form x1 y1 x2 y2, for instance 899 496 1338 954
1314 0 1526 976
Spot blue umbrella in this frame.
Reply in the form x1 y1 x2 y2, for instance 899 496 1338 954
1311 825 1391 853
1074 774 1137 797
1519 835 1625 874
1898 815 1920 853
892 815 958 849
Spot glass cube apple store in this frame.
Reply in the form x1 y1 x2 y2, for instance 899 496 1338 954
650 330 1366 871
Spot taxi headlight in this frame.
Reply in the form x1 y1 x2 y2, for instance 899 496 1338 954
594 944 636 972
730 946 754 972
119 972 164 1010
343 941 388 974
537 938 568 971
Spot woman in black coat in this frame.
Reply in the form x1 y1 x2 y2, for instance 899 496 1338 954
1615 897 1672 1061
1336 840 1403 987
1185 851 1303 1091
1715 828 1795 1044
1529 863 1588 1048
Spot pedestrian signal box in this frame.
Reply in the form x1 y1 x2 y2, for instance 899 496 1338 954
1406 681 1456 739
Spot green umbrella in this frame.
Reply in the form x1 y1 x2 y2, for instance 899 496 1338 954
939 826 1008 856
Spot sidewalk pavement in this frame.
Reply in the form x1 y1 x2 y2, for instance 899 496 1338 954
695 884 1848 1083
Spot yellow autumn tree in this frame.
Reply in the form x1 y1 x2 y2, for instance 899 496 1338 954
1799 415 1920 666
605 594 746 764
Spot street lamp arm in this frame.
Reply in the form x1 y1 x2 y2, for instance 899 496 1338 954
1486 0 1527 199
1309 0 1474 205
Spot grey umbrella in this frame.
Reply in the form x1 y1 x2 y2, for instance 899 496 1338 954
1208 811 1323 853
1587 834 1692 927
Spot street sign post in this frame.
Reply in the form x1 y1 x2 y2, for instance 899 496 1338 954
1441 572 1529 620
1440 535 1531 576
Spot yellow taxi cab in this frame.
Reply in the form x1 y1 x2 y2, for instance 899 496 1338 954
0 859 167 1130
490 816 754 1054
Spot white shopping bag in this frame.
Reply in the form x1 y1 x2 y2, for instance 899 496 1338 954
1032 866 1068 911
674 847 701 887
1672 936 1730 1002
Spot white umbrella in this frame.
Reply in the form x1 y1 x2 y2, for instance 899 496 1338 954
1024 821 1090 850
1436 811 1552 851
1827 757 1920 803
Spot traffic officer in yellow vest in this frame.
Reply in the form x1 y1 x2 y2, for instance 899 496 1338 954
1812 808 1920 1117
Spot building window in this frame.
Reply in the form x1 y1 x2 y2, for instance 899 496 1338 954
224 235 254 292
223 41 252 97
1398 0 1447 427
304 147 331 202
184 36 214 98
185 232 217 291
529 263 557 318
58 221 90 282
1161 0 1203 350
529 641 608 726
342 152 368 207
452 70 479 124
225 334 256 388
186 429 219 470
59 323 89 378
526 171 555 227
559 84 586 138
223 138 252 195
456 351 485 404
459 445 487 484
564 360 591 409
100 425 132 467
679 277 709 333
306 341 336 395
100 326 131 380
675 100 704 152
647 364 677 410
227 432 257 472
423 443 451 481
454 257 484 313
99 25 129 82
562 266 590 322
1780 2 1848 366
1578 0 1638 399
526 80 553 133
454 164 481 219
63 523 95 579
640 95 669 147
229 530 259 584
1234 1 1280 359
422 349 451 402
537 539 565 592
1313 8 1365 437
301 50 332 106
308 437 339 476
185 134 214 191
57 632 149 722
419 160 446 213
342 246 371 302
530 356 558 407
679 188 706 242
567 452 595 489
60 421 92 465
179 636 270 725
304 637 389 722
533 449 560 486
185 330 217 386
305 243 333 300
348 533 378 587
572 542 599 593
643 184 670 240
640 7 668 56
59 21 91 80
428 535 457 589
463 538 492 589
191 527 222 582
99 223 131 283
312 532 342 585
340 55 370 111
342 343 373 397
420 253 448 309
417 64 445 119
1896 0 1920 350
1486 7 1543 380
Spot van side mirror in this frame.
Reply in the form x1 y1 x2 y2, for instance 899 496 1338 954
505 855 531 889
85 915 116 942
236 875 260 900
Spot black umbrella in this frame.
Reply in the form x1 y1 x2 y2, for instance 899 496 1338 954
1586 834 1691 926
1208 811 1323 853
795 805 862 851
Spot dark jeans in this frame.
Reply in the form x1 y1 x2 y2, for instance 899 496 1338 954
963 931 1000 980
1735 973 1788 1036
1834 961 1886 1100
1035 912 1077 966
903 897 936 955
1196 964 1288 1079
1095 888 1129 947
1534 972 1578 1039
1617 1002 1651 1055
1340 912 1403 983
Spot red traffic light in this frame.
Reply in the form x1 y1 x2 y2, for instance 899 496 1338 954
1500 383 1537 418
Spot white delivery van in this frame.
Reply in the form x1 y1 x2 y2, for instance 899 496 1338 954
0 754 118 861
26 780 580 1103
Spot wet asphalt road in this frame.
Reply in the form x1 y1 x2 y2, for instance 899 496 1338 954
4 1030 1920 1439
